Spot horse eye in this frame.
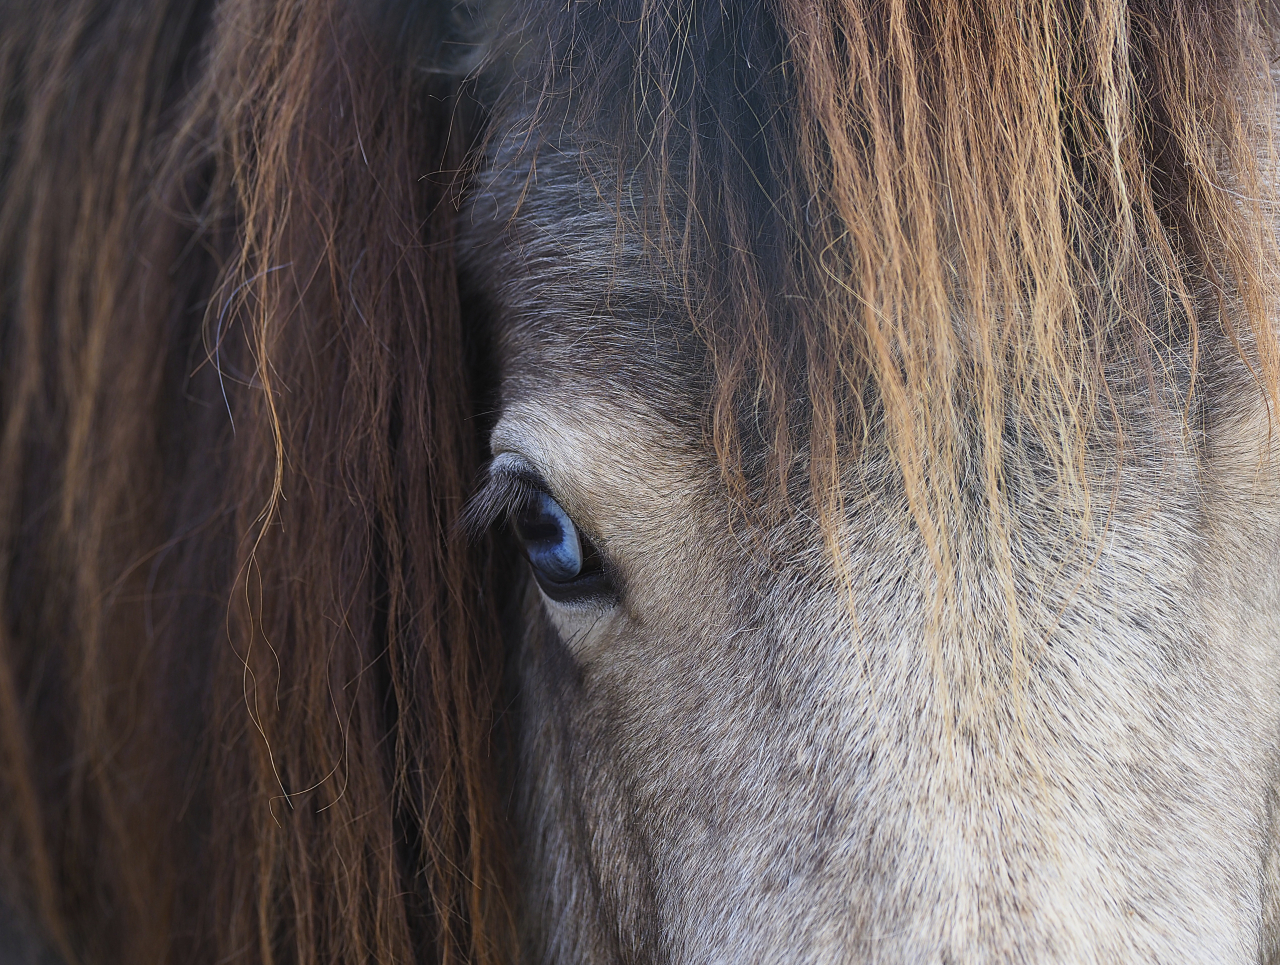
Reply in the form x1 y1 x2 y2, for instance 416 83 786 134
512 490 612 604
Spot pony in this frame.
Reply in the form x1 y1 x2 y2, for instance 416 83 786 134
3 0 1280 961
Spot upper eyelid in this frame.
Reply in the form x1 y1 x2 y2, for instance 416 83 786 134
462 454 608 554
489 451 548 489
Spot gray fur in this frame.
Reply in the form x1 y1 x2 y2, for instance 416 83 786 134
462 111 1280 965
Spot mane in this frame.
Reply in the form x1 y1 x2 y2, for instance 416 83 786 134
1 0 1278 962
494 0 1280 670
0 1 511 961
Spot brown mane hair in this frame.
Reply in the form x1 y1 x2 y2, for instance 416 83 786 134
494 0 1280 676
1 0 511 962
2 0 1279 962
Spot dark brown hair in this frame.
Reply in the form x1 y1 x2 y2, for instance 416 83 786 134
1 0 510 961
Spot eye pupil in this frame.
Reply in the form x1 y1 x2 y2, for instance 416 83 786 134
514 491 583 583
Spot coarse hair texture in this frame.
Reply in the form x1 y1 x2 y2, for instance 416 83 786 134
1 0 512 963
2 0 1280 962
493 0 1280 681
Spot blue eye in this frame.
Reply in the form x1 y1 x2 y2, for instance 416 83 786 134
511 489 612 603
514 490 583 582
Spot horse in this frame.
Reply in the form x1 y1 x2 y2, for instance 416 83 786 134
3 0 1280 961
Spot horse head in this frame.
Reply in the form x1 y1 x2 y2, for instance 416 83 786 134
2 0 1280 962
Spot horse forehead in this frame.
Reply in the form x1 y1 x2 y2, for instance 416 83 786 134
466 148 710 436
